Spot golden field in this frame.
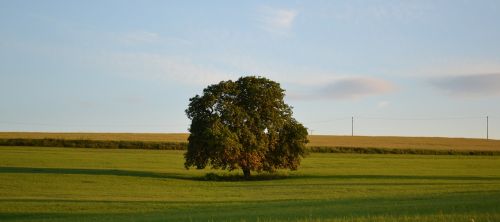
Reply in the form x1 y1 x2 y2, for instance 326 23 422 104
0 132 498 151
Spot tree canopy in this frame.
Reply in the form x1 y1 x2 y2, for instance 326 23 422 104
184 76 308 178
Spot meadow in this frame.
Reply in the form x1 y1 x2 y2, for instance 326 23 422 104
1 146 499 221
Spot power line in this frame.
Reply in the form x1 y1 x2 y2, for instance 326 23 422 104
357 116 486 121
304 115 493 139
305 116 489 125
3 116 492 127
304 117 352 125
1 116 495 139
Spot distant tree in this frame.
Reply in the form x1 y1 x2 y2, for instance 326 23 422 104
185 76 308 178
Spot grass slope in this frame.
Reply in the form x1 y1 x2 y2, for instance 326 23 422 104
1 132 498 151
1 146 499 221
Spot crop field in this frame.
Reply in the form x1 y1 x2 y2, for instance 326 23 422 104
1 132 499 151
0 132 190 143
1 146 499 221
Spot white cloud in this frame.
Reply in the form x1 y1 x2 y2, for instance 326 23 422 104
429 73 500 98
399 59 500 98
320 77 395 99
207 54 398 100
323 1 432 23
95 52 234 86
377 101 390 108
257 7 298 34
117 31 193 46
287 77 395 100
210 54 347 86
119 31 161 44
391 58 500 78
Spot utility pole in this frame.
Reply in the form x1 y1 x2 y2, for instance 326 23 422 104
351 116 354 136
487 116 489 140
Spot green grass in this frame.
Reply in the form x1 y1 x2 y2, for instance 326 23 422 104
1 146 500 221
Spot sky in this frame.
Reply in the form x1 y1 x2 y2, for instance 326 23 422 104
1 0 499 139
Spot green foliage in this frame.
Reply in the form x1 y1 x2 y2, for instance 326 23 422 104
2 138 499 156
309 146 500 156
185 76 309 177
0 138 187 150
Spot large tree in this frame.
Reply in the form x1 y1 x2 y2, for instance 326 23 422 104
185 76 308 178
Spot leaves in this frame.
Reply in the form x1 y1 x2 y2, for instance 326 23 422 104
185 76 308 176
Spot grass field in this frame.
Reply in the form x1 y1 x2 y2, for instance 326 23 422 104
1 132 499 151
1 146 499 221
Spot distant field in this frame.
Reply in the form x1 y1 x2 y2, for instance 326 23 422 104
308 135 500 151
0 132 189 143
0 146 499 221
1 132 499 151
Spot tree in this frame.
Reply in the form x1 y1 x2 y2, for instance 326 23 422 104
184 76 308 178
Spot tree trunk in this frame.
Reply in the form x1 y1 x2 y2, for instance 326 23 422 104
243 168 251 178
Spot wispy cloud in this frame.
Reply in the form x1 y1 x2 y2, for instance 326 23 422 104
402 59 500 78
429 73 500 97
208 54 397 100
378 101 390 108
116 31 193 46
324 1 431 23
257 7 298 34
288 77 395 100
96 52 234 86
118 31 161 44
210 54 355 86
321 77 395 99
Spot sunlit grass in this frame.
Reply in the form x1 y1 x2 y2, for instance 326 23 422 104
1 146 499 221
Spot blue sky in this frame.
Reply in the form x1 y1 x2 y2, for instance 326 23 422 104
1 0 499 139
